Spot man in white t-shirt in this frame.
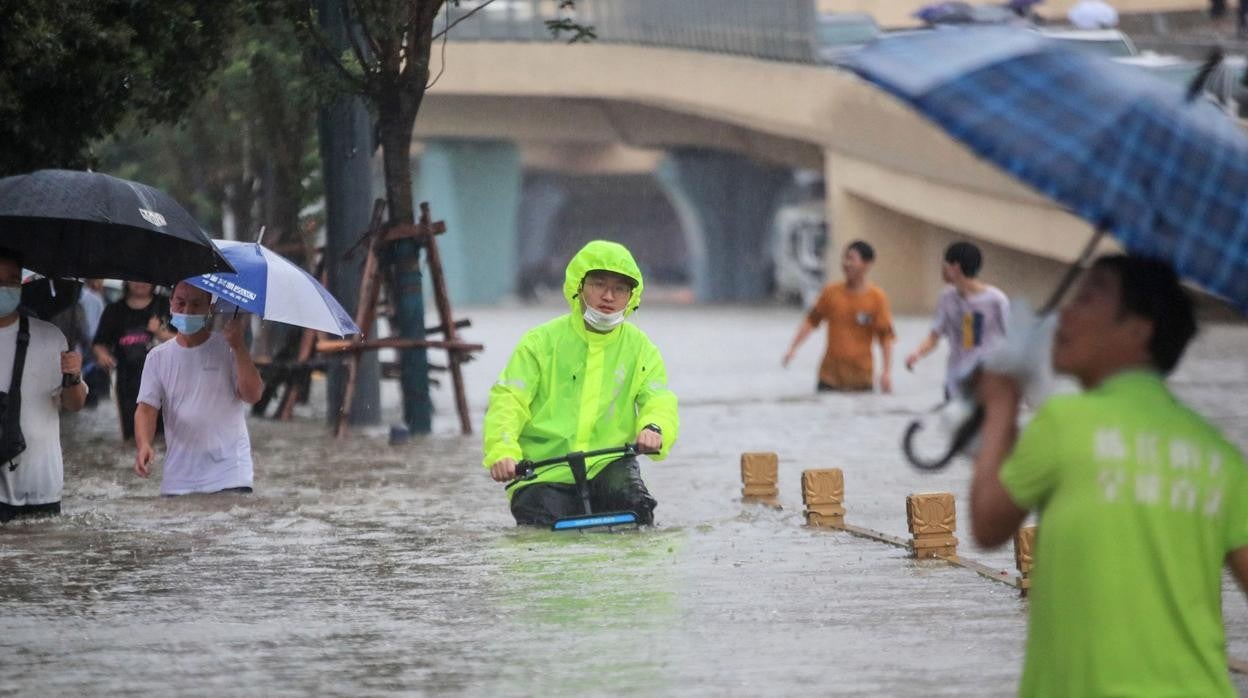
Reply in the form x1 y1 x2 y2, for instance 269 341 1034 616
0 250 88 522
905 241 1010 399
134 282 263 495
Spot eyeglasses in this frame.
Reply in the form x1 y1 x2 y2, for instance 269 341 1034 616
583 277 633 297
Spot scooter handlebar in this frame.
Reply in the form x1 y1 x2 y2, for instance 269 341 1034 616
508 443 642 485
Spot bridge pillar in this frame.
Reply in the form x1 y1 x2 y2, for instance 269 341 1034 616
657 148 789 302
415 139 522 305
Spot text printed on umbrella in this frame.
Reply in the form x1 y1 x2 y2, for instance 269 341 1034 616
200 274 258 302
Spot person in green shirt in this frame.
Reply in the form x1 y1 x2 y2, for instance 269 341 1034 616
970 255 1248 696
483 240 679 527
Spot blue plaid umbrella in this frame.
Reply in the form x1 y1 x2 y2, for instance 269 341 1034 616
847 26 1248 312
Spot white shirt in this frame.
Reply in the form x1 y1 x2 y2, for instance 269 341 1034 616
0 316 70 506
137 333 253 495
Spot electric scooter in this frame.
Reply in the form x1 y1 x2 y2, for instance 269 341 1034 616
507 444 644 532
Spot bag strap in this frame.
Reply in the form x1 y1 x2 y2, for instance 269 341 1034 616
6 314 29 428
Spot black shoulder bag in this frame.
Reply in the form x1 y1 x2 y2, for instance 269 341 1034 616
1 315 30 471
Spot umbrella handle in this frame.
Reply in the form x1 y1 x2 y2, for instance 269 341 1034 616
902 401 986 471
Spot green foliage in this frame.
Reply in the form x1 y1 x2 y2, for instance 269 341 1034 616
0 0 245 175
546 17 596 43
547 0 595 43
96 12 322 246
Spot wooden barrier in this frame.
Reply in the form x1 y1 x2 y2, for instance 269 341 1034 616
906 492 959 560
740 452 780 507
801 469 845 528
798 468 1020 586
791 469 1246 674
1014 526 1037 596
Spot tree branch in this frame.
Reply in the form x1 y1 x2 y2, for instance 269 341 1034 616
297 3 368 93
341 0 379 81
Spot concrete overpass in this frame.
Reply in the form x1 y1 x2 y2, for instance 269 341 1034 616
410 0 1204 311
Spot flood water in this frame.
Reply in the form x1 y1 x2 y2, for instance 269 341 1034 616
3 304 1246 696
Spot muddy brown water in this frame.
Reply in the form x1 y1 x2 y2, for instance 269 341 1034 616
3 306 1245 696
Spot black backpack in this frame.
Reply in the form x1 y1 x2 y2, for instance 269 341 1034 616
0 314 30 471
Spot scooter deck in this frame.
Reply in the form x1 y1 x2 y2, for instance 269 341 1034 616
551 511 639 532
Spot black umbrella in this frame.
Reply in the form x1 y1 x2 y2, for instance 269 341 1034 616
0 170 234 286
20 277 82 321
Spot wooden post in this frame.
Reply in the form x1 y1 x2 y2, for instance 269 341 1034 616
418 203 473 435
801 468 845 528
330 201 481 438
740 452 780 507
335 199 389 438
276 326 319 421
1014 525 1037 596
275 256 329 421
906 492 958 560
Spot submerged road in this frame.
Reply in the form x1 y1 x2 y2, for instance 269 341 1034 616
2 303 1245 695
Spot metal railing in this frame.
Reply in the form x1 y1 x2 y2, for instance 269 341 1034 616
439 0 820 63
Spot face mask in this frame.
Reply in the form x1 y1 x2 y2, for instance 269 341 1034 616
170 312 209 335
583 305 625 332
0 287 19 316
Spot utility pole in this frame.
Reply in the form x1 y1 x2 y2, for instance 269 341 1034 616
317 0 381 427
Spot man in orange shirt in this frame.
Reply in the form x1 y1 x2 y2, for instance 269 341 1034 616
783 240 895 392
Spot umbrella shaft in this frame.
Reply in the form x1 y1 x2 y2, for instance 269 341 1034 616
1042 227 1109 314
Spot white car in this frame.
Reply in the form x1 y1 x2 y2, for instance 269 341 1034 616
1115 52 1245 115
440 0 538 38
815 13 881 64
770 201 828 307
1036 27 1138 58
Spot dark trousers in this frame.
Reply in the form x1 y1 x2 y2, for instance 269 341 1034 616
116 369 141 441
116 369 161 442
510 457 657 527
0 500 60 523
84 364 110 408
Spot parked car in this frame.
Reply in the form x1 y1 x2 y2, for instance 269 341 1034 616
440 0 539 39
1036 27 1137 57
770 200 828 307
1115 52 1247 115
814 13 881 63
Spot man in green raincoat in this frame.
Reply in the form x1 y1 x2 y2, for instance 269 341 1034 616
483 240 679 526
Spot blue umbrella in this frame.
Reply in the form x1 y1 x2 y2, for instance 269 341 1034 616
846 26 1248 312
188 240 359 337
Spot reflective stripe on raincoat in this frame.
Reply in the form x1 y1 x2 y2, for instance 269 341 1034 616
482 240 680 498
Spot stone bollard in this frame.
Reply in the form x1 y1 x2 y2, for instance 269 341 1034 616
801 468 845 528
740 452 780 507
906 492 958 560
1014 525 1037 595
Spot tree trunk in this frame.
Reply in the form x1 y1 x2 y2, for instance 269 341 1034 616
377 99 432 433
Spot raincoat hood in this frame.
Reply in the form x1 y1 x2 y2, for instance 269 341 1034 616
563 240 644 317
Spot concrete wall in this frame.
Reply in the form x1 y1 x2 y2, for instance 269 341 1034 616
815 0 1208 28
829 191 1076 315
824 149 1119 314
419 42 1123 310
